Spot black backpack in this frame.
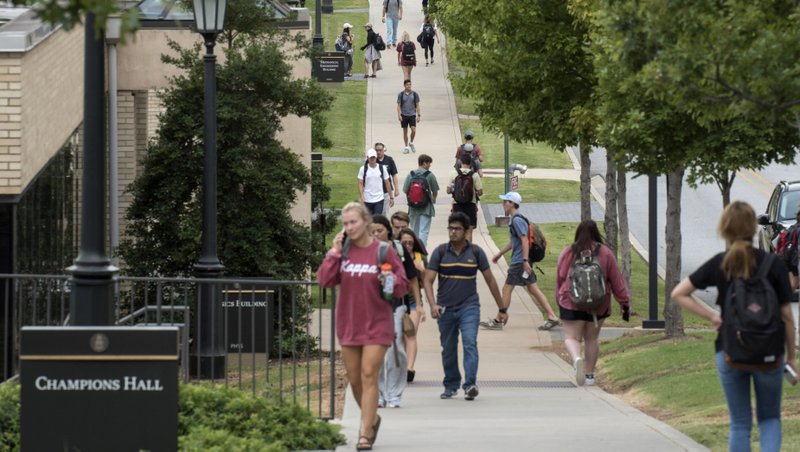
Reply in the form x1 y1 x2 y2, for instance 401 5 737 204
423 23 435 39
361 160 386 184
401 42 416 64
452 166 475 204
721 253 785 370
374 33 386 51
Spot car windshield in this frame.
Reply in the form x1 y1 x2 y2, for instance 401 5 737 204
778 190 800 222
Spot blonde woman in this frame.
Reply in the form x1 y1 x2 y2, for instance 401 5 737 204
395 31 416 80
672 201 796 452
317 202 409 450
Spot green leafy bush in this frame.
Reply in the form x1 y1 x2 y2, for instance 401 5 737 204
0 381 344 451
0 382 20 451
179 383 344 451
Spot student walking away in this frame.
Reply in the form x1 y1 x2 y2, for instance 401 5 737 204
371 215 420 409
381 0 402 48
316 202 409 451
774 209 800 294
556 220 630 387
397 80 420 154
672 201 797 452
335 23 354 78
454 130 483 176
423 212 505 400
418 16 437 65
398 227 428 383
358 148 393 215
375 143 399 214
361 23 382 78
403 154 439 246
396 32 417 81
485 192 560 331
447 153 483 243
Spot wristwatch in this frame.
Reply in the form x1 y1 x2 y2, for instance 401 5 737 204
498 308 508 314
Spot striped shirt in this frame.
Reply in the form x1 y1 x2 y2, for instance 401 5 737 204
427 241 490 307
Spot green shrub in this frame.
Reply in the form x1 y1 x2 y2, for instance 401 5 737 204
0 381 344 452
179 383 344 451
0 382 20 451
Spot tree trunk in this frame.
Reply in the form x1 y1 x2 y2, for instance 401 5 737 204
604 154 618 256
617 169 632 293
579 142 591 221
718 170 735 208
664 167 685 338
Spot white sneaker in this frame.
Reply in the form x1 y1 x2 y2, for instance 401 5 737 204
378 398 386 408
574 358 585 386
585 375 596 386
388 399 401 408
479 318 504 330
409 142 416 153
403 146 411 154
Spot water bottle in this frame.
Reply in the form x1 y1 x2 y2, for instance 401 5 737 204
381 263 394 301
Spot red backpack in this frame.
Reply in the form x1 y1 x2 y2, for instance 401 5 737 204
775 224 799 268
452 167 475 204
406 170 431 208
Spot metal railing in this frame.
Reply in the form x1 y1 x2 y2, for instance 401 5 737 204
0 274 339 419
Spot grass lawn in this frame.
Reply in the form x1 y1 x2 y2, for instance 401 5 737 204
481 177 580 203
486 221 707 328
458 118 572 170
321 160 361 208
319 82 367 158
598 333 800 451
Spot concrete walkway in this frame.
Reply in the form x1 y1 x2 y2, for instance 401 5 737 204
333 0 707 450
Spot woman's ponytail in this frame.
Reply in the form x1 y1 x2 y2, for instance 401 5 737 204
721 239 756 280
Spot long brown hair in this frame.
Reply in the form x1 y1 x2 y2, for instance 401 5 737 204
571 220 604 257
719 201 757 279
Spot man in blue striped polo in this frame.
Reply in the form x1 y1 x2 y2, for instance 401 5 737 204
423 212 505 401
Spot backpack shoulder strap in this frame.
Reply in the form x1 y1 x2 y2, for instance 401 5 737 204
757 252 775 279
377 241 390 266
342 237 352 260
471 244 480 264
362 161 369 182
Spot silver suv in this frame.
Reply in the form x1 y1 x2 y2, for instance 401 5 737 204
757 180 800 251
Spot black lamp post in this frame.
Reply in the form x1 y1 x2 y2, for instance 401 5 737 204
67 12 118 326
189 0 227 379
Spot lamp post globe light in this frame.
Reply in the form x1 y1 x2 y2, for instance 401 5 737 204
190 0 227 379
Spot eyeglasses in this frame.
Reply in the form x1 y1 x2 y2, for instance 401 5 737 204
447 226 464 232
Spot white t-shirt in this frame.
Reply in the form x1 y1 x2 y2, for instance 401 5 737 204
358 163 390 203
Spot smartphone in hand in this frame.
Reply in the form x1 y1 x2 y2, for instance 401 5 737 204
785 364 798 385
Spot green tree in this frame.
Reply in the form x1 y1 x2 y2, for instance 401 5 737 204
120 28 332 279
435 0 598 219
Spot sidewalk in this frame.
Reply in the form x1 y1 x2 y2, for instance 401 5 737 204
334 0 707 450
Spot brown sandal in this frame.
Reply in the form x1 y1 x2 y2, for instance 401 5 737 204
356 435 373 450
370 415 381 443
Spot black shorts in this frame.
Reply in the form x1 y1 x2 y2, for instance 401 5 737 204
558 305 610 321
505 262 537 286
401 115 417 128
452 203 477 228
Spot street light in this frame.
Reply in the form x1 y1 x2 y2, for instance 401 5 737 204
190 0 227 379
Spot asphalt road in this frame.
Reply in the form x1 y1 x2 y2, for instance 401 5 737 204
588 147 800 304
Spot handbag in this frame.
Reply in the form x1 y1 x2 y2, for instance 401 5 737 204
402 312 416 337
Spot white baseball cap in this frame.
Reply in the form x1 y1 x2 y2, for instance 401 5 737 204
499 191 522 205
366 148 377 158
343 23 353 29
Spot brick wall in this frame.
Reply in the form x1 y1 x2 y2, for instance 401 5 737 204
0 55 22 193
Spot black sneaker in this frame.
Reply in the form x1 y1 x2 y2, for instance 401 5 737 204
440 388 458 399
464 385 479 401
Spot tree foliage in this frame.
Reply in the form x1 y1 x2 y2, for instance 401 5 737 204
436 0 596 148
120 23 333 279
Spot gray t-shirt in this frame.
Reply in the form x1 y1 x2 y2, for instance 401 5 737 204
383 0 402 20
509 215 528 264
397 90 419 117
428 242 490 307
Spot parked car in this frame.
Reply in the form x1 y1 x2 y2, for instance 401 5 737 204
757 180 800 251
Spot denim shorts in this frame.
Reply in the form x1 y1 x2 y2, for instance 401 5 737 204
505 262 536 286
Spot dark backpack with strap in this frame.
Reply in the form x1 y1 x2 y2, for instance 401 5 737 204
374 33 386 51
775 224 799 269
423 23 435 39
513 214 547 263
568 244 606 325
362 160 386 185
721 253 785 370
406 170 431 208
401 42 416 64
452 166 475 204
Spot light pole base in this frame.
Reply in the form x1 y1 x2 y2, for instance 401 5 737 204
188 354 226 379
642 319 666 329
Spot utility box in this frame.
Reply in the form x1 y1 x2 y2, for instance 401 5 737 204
20 326 179 452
